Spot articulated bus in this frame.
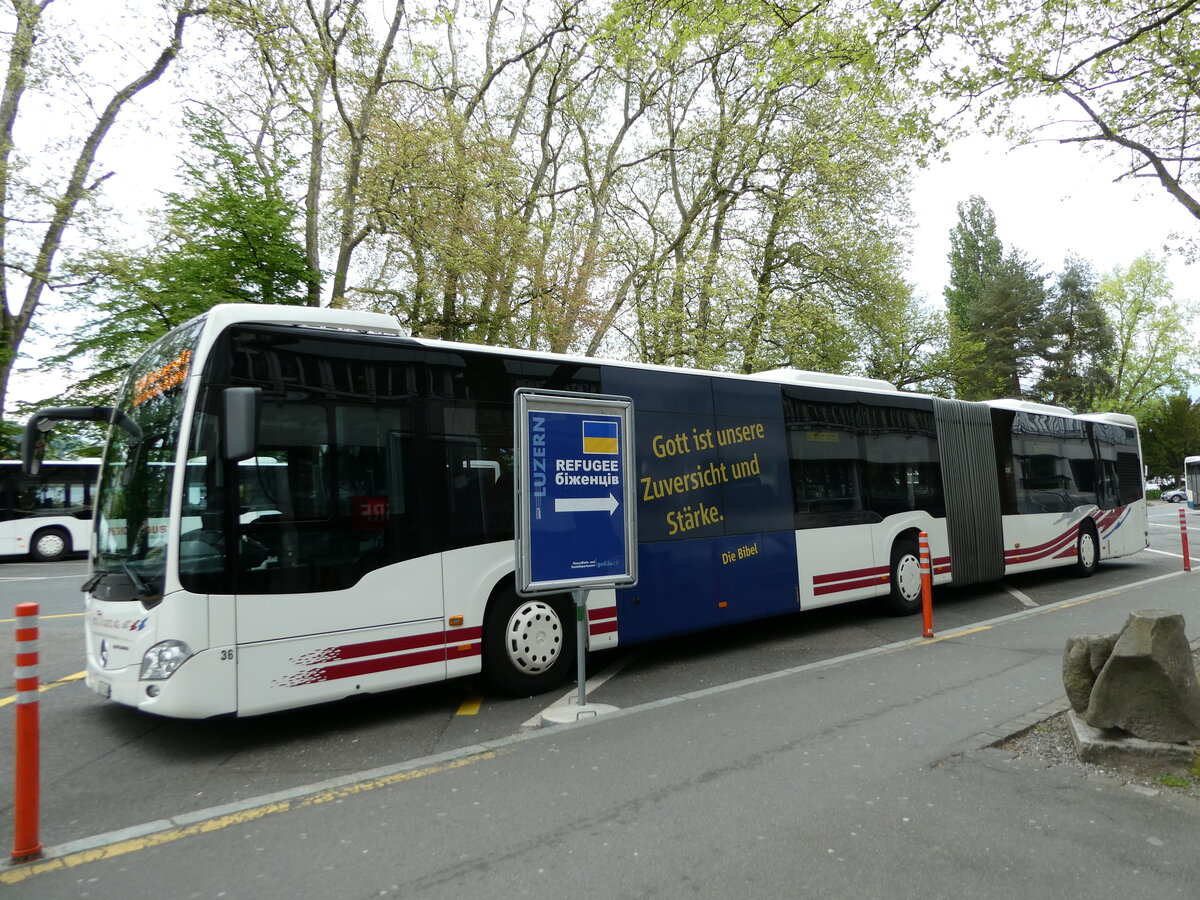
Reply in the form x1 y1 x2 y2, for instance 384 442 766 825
0 459 98 560
22 305 1148 718
1185 456 1200 509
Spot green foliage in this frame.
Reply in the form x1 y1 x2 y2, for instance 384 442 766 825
1094 253 1199 417
944 195 1003 331
1139 394 1200 481
943 196 1052 400
46 109 316 406
877 0 1200 227
6 0 1196 427
1034 256 1115 411
958 249 1048 399
0 0 208 421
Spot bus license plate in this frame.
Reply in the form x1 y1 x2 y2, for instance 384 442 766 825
95 680 112 699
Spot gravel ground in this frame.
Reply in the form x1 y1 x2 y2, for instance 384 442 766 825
995 646 1200 800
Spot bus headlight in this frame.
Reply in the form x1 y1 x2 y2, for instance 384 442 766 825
140 641 193 680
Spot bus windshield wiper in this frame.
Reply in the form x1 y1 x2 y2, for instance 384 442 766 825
81 572 107 593
120 560 152 595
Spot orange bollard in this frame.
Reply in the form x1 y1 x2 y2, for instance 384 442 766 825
1182 508 1192 573
11 602 42 863
919 531 934 638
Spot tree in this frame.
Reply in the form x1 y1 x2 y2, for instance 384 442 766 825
1095 252 1199 416
215 0 407 307
884 0 1200 225
0 0 206 418
959 249 1048 399
942 196 1052 400
944 195 1003 332
591 7 924 375
44 109 314 406
1034 255 1115 411
1140 393 1200 481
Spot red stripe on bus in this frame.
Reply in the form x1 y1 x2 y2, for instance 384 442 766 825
324 630 450 662
812 566 888 585
588 607 617 621
305 647 447 683
814 575 889 596
1006 529 1077 564
590 619 618 636
1004 524 1077 560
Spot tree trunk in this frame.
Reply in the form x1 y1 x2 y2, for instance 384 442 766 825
0 1 204 416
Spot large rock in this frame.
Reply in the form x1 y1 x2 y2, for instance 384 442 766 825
1062 632 1118 713
1085 609 1200 742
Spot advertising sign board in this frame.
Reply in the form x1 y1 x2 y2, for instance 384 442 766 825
515 390 637 595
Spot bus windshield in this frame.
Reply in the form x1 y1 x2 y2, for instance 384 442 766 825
93 320 204 595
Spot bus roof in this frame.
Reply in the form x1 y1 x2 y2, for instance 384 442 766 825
201 303 405 337
196 304 910 396
984 398 1076 417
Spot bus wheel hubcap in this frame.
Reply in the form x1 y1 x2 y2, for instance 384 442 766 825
504 600 563 674
897 554 921 600
37 534 64 557
1081 533 1095 566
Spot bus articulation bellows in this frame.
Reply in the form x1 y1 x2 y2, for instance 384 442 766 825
23 304 1149 718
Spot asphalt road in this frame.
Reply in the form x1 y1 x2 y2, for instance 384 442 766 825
1 501 1197 893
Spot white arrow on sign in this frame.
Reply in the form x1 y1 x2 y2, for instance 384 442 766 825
555 493 620 515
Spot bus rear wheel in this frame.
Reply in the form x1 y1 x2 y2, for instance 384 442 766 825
31 527 70 562
1075 524 1099 577
482 588 576 696
885 538 923 616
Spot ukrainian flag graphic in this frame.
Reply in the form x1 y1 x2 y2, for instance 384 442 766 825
582 419 619 454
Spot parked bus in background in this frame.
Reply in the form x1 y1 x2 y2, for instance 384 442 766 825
0 459 99 560
22 305 1149 718
1184 456 1200 509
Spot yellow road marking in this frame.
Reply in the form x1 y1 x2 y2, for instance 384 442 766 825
921 624 992 644
1 750 500 884
0 671 87 708
0 612 86 624
456 694 484 715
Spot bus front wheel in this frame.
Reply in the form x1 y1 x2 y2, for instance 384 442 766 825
31 527 70 562
482 588 576 696
885 538 923 616
1075 524 1099 577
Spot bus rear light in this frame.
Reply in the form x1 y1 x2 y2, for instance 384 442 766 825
140 640 193 680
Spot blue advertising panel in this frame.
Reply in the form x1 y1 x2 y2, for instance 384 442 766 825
515 390 638 594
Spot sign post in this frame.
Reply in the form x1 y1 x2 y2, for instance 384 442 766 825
515 390 637 723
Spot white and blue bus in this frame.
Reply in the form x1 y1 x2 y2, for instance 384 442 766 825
1184 455 1200 509
23 305 1148 717
0 459 98 560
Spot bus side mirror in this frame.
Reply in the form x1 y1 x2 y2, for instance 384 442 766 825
222 387 262 462
21 406 131 476
21 415 54 476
